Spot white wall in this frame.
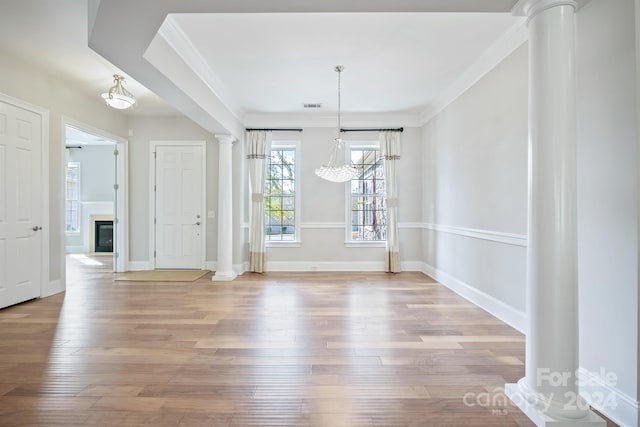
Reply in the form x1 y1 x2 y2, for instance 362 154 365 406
0 50 128 284
576 1 639 425
126 116 218 267
256 127 423 270
420 43 528 327
419 2 639 425
68 145 116 201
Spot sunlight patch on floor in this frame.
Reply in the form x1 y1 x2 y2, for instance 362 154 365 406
69 254 104 265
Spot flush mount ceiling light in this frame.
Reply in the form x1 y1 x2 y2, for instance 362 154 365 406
314 66 361 183
101 74 136 110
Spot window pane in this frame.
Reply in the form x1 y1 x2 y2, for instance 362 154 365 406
65 163 80 232
265 147 296 241
282 196 295 210
282 180 295 195
349 148 386 241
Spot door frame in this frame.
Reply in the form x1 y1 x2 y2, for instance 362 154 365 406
149 140 207 270
0 93 50 298
61 117 129 273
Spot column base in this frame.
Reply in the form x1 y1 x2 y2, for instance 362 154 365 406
212 270 237 282
505 383 606 427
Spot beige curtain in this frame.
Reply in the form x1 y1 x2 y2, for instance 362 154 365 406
246 130 272 272
380 131 401 273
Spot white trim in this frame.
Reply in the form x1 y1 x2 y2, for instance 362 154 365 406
512 0 578 19
243 111 423 129
149 141 207 270
42 279 64 298
398 222 427 229
420 19 528 124
205 261 217 271
424 223 528 247
344 241 386 248
300 222 344 229
128 261 152 271
299 222 426 229
234 262 249 276
421 262 526 333
0 93 51 300
265 260 424 272
158 16 244 121
266 241 302 248
65 245 85 253
578 368 640 427
115 139 129 273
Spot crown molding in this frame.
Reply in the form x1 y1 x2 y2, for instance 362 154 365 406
159 13 531 131
158 16 245 121
243 112 425 128
420 19 528 125
512 0 578 17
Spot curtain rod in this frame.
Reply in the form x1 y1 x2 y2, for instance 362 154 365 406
340 127 404 133
245 128 303 132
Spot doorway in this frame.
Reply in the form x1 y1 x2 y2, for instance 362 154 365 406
149 141 206 270
0 96 48 309
62 120 128 274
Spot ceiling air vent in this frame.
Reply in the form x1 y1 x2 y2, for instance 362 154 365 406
304 103 322 109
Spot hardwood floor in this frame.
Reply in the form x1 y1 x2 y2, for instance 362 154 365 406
0 255 538 426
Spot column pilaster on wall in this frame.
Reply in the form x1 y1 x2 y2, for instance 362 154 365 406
505 0 605 425
212 134 237 282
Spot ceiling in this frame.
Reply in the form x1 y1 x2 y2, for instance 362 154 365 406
0 0 178 116
0 0 525 133
65 126 116 147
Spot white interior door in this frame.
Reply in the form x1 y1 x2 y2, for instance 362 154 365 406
0 101 42 309
155 145 204 269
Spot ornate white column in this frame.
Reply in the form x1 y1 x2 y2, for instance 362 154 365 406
212 134 237 282
506 1 604 425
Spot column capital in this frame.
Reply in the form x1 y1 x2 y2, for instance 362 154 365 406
513 0 577 19
214 134 237 145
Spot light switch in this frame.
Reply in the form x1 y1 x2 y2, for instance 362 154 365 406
207 211 215 218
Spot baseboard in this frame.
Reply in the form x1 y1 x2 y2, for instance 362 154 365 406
205 261 217 271
128 261 151 271
264 260 424 272
421 262 525 333
234 262 249 275
42 279 65 298
579 368 640 427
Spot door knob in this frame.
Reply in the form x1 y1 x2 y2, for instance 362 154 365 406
32 226 42 231
194 222 201 226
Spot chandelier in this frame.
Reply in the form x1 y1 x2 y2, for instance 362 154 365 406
101 74 136 110
314 66 361 182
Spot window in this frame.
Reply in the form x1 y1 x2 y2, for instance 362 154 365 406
265 146 298 242
348 147 386 241
65 162 80 232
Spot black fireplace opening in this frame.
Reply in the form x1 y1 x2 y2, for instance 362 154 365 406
95 220 114 253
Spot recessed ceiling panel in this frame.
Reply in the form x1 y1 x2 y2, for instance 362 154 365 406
170 12 518 115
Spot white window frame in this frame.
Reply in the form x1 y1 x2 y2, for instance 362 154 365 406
265 141 302 247
344 142 386 248
65 161 81 235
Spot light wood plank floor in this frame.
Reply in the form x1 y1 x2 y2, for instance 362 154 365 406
0 255 593 426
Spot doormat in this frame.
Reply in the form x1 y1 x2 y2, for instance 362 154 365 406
115 269 210 282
